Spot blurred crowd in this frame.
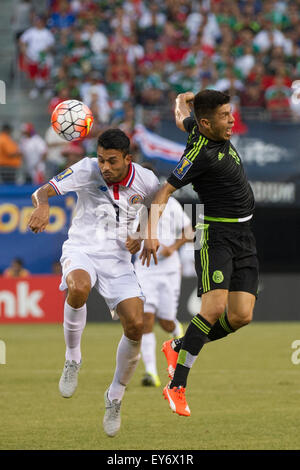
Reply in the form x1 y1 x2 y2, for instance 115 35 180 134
0 120 89 184
2 0 300 184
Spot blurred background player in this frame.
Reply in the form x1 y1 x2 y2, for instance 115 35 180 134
134 163 193 387
27 128 160 437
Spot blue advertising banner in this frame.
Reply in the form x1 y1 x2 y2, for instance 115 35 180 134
0 185 75 274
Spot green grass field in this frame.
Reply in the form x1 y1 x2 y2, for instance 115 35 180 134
0 322 300 450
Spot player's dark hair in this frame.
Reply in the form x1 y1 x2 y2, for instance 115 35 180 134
193 89 230 122
97 128 130 156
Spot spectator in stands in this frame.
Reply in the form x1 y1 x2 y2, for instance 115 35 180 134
19 15 55 99
11 0 33 41
19 122 48 183
44 124 66 179
48 0 76 30
240 82 266 109
80 71 111 124
0 124 22 184
52 260 62 275
61 143 85 169
253 18 286 53
15 0 300 130
264 75 292 119
138 2 166 42
3 258 30 278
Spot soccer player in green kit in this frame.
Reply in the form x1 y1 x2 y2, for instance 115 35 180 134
140 90 259 416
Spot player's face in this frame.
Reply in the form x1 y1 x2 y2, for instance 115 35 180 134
97 147 131 184
205 104 235 141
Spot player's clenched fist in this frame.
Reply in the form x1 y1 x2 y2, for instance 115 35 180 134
125 235 142 255
28 205 49 233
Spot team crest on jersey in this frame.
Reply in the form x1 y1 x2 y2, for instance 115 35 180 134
129 194 143 205
54 168 73 182
173 157 192 180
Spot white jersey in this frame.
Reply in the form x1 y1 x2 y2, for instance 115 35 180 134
135 196 191 274
49 157 160 260
20 27 55 62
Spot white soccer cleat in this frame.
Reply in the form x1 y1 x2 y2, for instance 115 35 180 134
103 388 122 437
59 360 81 398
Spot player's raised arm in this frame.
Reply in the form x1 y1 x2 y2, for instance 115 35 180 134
28 183 57 233
140 182 177 266
175 91 195 132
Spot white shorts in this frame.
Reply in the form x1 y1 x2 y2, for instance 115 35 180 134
135 270 181 320
60 250 144 315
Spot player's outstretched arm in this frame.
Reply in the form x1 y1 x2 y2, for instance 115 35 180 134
175 91 195 132
140 182 176 266
160 225 195 257
28 183 56 234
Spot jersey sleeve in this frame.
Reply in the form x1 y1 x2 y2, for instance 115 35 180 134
48 157 91 195
183 117 197 133
142 170 160 208
167 139 208 190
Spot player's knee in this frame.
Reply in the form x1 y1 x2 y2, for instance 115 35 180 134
240 310 253 326
125 317 144 341
229 309 253 328
67 281 90 307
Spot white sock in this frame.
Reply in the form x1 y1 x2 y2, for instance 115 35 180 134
108 335 141 402
171 319 182 338
63 301 87 363
141 332 158 376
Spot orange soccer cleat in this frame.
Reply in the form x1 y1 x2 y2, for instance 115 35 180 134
162 339 179 379
163 382 191 417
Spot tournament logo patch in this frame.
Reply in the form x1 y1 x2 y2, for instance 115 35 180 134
173 157 192 180
54 168 73 182
212 270 224 283
129 194 143 205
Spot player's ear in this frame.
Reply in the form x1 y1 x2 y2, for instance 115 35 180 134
125 153 133 163
200 118 210 131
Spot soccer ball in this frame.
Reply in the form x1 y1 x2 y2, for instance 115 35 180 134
51 100 94 141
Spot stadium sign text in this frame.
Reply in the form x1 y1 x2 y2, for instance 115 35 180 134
0 204 66 233
0 277 64 323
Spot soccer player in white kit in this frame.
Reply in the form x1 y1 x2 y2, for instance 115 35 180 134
28 129 160 437
134 167 193 387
